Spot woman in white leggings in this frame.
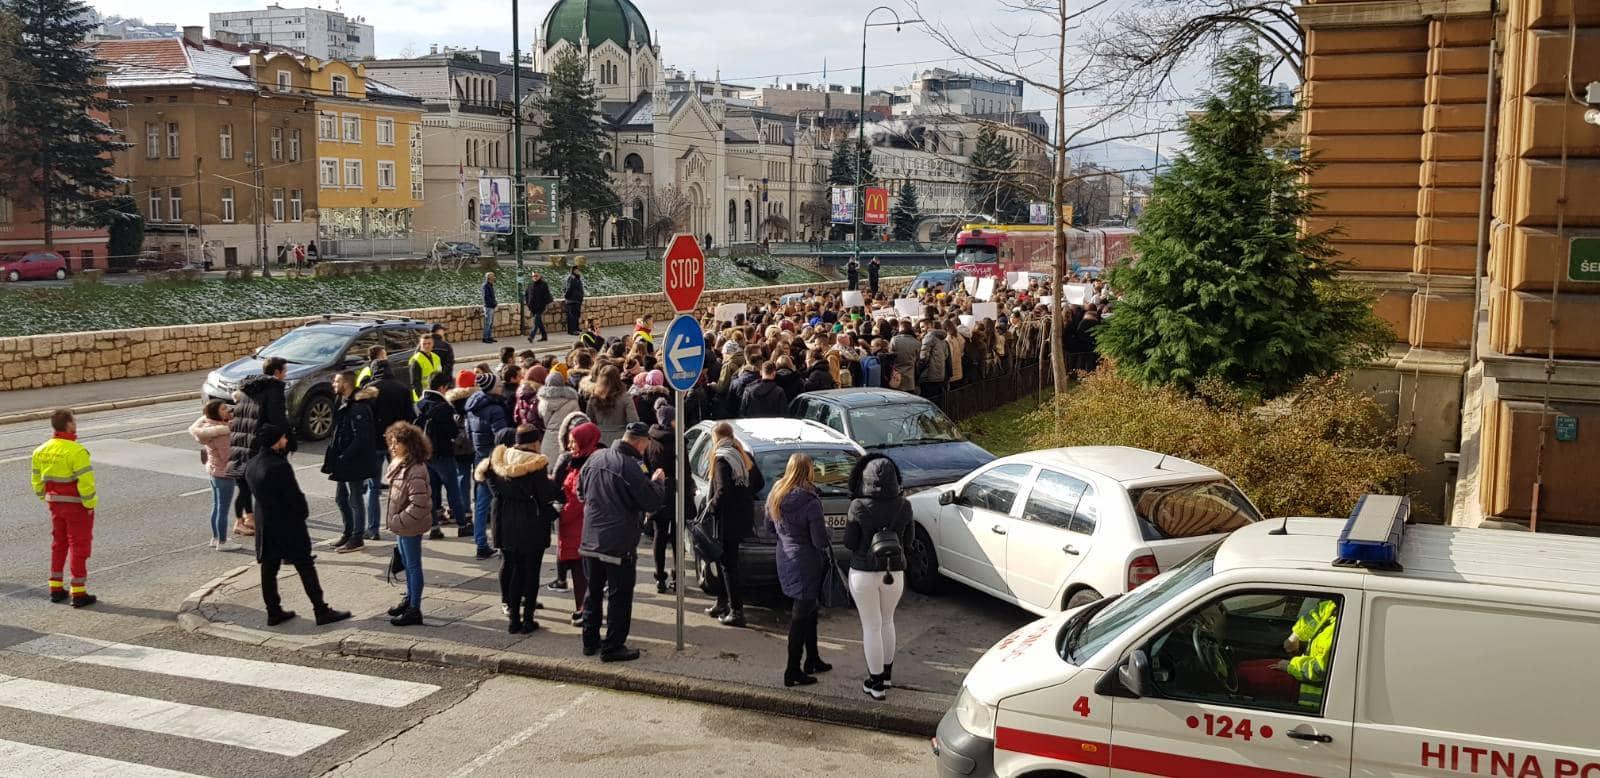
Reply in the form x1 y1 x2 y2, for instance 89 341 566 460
842 454 913 700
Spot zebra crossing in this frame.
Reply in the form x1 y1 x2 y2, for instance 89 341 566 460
0 633 443 776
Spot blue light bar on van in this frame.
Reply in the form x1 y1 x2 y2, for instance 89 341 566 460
1333 494 1409 571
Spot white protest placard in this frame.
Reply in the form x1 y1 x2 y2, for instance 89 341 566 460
972 302 999 321
714 303 747 323
1039 296 1054 308
872 307 897 320
975 277 996 301
959 314 974 328
894 298 922 318
963 276 979 296
1007 272 1030 291
841 290 864 308
1063 283 1091 306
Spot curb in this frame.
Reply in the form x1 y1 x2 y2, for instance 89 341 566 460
177 564 940 737
0 390 198 425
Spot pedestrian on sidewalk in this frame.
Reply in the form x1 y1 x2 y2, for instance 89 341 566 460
525 271 552 342
843 454 911 700
577 422 666 662
563 266 585 336
383 422 433 627
706 421 764 628
548 416 597 619
32 409 98 608
361 360 415 542
477 424 557 634
430 324 456 377
226 357 293 538
537 373 580 464
481 271 499 343
643 400 686 593
846 258 860 291
867 257 881 296
583 364 639 446
246 423 351 628
322 371 380 554
189 400 243 552
465 371 512 559
417 373 470 540
768 452 833 687
409 333 443 403
444 380 478 537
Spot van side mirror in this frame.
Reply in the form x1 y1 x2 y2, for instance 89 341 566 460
938 489 956 506
1119 650 1151 698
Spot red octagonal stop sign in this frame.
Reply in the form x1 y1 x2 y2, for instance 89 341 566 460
663 233 705 313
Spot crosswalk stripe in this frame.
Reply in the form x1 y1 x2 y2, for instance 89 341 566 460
10 634 440 708
0 738 206 778
0 674 345 757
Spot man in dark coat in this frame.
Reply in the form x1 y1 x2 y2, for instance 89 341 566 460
577 423 665 662
845 259 860 291
361 360 415 541
323 371 380 553
226 357 293 534
740 362 790 418
867 257 881 295
524 271 553 342
465 372 512 558
245 424 351 627
642 402 689 593
430 324 456 377
417 373 469 537
481 271 499 344
563 268 585 336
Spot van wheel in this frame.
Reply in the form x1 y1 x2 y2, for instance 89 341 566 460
299 392 335 441
906 525 945 595
1064 586 1103 611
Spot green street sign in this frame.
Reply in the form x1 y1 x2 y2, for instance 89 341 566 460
1555 414 1578 443
1570 237 1600 283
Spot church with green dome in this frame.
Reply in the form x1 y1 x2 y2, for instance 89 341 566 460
534 0 659 104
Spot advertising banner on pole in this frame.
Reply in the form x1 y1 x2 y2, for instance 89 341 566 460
863 186 889 225
830 187 854 224
1029 202 1051 224
522 177 560 236
478 177 512 234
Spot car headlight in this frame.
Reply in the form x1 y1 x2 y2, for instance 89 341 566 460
953 685 997 739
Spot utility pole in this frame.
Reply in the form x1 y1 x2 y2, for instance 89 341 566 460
857 8 919 268
512 0 526 338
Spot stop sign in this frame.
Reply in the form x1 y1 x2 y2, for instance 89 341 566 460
663 233 705 313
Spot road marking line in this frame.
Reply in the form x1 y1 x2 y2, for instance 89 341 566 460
0 674 345 757
447 689 595 778
9 635 440 708
0 738 205 778
179 487 211 497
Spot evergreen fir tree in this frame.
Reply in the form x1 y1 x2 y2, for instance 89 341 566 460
1095 47 1387 400
891 182 920 241
968 125 1024 222
0 0 125 246
827 139 875 186
535 51 616 246
103 194 143 265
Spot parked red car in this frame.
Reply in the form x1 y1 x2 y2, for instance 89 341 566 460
0 250 69 282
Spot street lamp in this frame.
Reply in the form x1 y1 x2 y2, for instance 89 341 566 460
856 7 921 269
511 0 526 337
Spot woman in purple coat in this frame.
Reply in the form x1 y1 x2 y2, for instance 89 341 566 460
767 453 833 687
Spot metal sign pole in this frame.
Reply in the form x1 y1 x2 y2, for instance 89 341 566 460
674 388 687 651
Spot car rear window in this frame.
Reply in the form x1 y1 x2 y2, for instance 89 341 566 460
1127 480 1262 540
753 448 857 499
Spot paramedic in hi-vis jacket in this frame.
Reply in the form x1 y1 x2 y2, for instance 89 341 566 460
31 408 98 608
1236 599 1337 708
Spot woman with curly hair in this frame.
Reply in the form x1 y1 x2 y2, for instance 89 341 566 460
383 422 434 627
583 364 638 446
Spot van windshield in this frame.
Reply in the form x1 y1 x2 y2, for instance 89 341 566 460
1064 540 1220 664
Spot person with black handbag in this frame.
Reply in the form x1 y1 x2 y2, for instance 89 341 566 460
704 422 764 628
842 453 912 701
767 453 833 687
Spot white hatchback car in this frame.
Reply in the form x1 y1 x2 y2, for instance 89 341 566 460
904 446 1264 615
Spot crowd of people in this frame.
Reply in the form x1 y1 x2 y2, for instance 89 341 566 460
36 261 1114 694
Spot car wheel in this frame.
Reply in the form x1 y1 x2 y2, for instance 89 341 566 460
299 393 335 441
1065 586 1103 611
5 270 17 282
906 525 946 595
53 268 66 280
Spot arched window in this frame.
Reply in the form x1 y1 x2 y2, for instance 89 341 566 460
623 153 643 173
602 152 613 170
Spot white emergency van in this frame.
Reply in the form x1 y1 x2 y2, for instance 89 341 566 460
933 495 1600 777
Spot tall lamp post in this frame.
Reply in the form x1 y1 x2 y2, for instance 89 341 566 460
512 0 526 337
856 7 921 268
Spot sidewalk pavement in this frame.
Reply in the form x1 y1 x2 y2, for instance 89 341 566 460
181 532 1028 736
0 325 638 423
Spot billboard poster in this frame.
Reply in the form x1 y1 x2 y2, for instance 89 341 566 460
830 187 854 224
1029 202 1051 224
478 177 512 235
523 177 560 236
863 186 889 225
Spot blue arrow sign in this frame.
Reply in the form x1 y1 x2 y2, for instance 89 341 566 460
663 314 705 392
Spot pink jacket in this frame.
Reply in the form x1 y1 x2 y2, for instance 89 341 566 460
188 417 231 479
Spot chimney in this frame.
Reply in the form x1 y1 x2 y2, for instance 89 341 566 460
429 43 438 55
182 25 203 46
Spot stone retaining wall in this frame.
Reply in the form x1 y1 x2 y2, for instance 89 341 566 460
0 277 914 391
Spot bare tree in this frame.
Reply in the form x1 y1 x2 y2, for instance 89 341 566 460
634 183 693 247
1088 0 1302 102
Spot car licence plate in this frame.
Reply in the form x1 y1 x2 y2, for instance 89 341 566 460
825 514 847 530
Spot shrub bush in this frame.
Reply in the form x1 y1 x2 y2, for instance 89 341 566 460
1020 369 1418 519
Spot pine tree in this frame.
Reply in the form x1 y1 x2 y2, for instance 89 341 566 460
535 51 616 246
103 194 143 265
1095 47 1388 400
827 139 875 186
968 125 1024 223
891 182 919 241
0 0 125 246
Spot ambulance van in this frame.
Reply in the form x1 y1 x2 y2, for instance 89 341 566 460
933 495 1600 777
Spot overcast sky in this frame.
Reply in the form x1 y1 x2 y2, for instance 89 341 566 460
90 0 1215 158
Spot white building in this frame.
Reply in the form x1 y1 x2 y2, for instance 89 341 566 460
889 68 1024 118
209 5 375 61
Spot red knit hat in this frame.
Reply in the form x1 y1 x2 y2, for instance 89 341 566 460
456 369 476 389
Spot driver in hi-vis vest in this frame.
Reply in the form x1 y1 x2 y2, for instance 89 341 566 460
1236 599 1337 708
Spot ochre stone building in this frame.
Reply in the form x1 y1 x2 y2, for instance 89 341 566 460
1298 0 1600 530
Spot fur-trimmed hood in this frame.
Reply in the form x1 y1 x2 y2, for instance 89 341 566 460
445 387 476 404
354 384 381 402
475 444 549 482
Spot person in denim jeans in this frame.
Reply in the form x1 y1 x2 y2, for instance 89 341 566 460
415 373 469 539
382 422 433 627
323 373 381 553
465 369 513 559
189 400 243 552
481 272 499 343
